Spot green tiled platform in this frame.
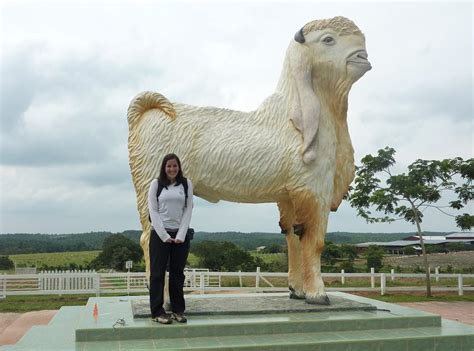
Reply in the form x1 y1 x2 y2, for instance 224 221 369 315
3 292 474 350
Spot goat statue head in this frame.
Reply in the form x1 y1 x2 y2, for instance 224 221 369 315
289 16 371 163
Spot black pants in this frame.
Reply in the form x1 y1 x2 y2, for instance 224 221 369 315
149 229 190 317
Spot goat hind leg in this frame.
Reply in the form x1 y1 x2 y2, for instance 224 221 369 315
301 220 329 305
291 193 330 305
278 200 304 299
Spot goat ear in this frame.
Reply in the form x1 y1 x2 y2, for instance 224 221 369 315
289 43 321 164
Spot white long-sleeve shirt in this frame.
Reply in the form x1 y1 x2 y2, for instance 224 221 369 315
148 178 193 242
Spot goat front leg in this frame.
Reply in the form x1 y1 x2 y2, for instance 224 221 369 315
290 191 330 305
278 200 304 299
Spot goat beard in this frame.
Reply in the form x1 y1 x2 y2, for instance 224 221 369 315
312 62 351 119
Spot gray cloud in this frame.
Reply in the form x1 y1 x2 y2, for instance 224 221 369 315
1 1 472 234
76 156 132 188
0 45 40 132
0 43 141 166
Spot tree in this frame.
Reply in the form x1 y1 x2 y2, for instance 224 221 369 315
446 242 466 252
340 244 358 262
340 260 356 273
90 234 143 271
365 245 384 272
321 241 342 265
349 147 473 296
191 241 262 271
262 244 283 254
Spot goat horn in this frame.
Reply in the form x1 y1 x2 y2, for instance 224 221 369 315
294 27 305 43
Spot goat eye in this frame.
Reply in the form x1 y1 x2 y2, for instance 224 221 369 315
322 36 335 45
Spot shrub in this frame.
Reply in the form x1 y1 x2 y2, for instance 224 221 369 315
0 256 14 270
340 260 355 273
90 234 143 271
366 245 384 272
192 241 261 271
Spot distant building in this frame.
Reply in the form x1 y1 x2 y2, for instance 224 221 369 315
256 246 266 252
355 232 474 255
446 232 474 240
404 235 446 241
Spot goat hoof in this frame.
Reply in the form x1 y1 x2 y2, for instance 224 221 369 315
305 294 330 305
289 286 305 299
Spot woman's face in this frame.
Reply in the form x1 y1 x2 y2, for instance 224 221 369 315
165 158 179 182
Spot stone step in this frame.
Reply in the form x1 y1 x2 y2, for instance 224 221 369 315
7 325 75 351
75 311 441 342
129 322 474 351
75 293 442 342
8 320 474 350
48 305 83 326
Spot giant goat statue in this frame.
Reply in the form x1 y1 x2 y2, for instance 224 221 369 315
128 16 371 304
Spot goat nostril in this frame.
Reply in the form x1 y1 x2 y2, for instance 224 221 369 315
357 52 368 60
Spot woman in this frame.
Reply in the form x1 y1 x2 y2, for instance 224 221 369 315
148 153 193 324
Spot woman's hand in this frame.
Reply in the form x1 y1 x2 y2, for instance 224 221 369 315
174 239 184 244
165 238 175 243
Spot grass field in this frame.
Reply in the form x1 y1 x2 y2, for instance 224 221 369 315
251 252 286 263
5 250 474 274
6 251 265 272
10 251 101 270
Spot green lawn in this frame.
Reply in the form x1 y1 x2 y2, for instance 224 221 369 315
0 295 91 312
0 293 148 312
1 291 472 313
355 292 474 303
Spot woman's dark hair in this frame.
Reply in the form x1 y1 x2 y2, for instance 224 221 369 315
158 153 185 188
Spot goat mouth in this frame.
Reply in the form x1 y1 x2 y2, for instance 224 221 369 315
347 50 371 69
347 60 371 67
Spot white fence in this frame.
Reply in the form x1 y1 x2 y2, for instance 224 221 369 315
0 274 5 299
0 269 472 297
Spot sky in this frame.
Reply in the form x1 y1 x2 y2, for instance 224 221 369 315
0 0 472 235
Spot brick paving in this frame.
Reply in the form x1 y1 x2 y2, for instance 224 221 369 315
0 310 56 346
398 302 474 325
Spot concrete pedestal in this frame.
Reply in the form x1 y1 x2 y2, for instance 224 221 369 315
4 292 474 350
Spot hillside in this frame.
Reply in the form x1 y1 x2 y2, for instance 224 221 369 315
0 230 452 255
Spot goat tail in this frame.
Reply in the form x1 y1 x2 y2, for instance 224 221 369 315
127 91 176 129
